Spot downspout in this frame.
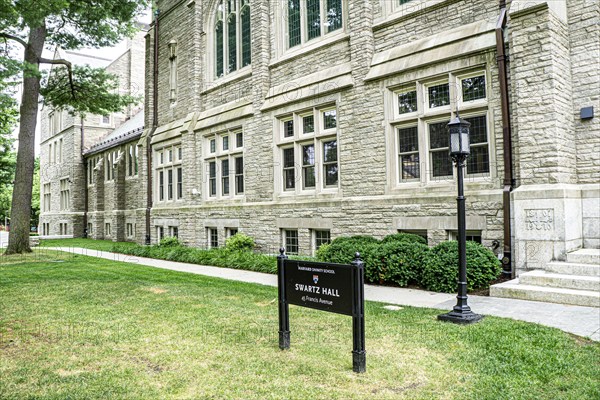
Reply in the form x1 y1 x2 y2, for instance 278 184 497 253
145 8 159 245
496 0 515 278
81 116 88 238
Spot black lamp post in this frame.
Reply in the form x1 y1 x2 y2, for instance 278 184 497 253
438 113 483 324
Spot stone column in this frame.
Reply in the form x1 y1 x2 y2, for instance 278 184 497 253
509 1 581 274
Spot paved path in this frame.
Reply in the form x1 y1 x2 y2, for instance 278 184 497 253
51 247 600 341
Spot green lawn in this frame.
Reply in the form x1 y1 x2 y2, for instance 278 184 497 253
1 252 599 399
40 238 137 252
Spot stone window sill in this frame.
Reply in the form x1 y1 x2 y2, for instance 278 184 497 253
201 68 252 95
269 33 350 69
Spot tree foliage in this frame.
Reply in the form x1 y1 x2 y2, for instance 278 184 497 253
1 0 149 253
41 65 140 115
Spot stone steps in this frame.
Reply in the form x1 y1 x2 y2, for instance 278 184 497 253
546 261 600 277
491 248 600 307
490 279 600 308
567 249 600 265
519 270 600 291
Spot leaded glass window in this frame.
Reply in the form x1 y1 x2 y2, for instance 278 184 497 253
398 90 417 114
287 0 343 49
326 0 342 32
462 75 486 102
428 83 450 108
323 140 338 186
214 0 251 78
429 121 452 178
288 0 301 48
283 148 296 190
398 126 419 180
465 116 489 175
302 144 316 188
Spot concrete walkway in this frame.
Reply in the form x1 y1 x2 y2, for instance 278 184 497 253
53 247 600 341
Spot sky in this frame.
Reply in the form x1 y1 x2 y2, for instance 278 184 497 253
9 9 152 156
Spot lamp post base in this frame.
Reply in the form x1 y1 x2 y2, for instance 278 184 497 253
438 309 483 325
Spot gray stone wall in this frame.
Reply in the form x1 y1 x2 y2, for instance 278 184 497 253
568 0 600 184
509 4 577 185
45 0 599 267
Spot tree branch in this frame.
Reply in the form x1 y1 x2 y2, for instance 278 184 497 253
38 57 76 101
0 32 28 48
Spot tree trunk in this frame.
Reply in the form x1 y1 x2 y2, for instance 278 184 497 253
5 26 46 255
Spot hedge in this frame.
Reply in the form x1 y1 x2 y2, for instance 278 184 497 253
420 240 501 293
111 233 501 293
112 241 277 274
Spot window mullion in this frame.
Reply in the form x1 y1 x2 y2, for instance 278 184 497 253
237 2 242 69
300 0 306 43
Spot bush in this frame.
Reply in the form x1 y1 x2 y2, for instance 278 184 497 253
381 233 427 246
315 235 380 265
225 233 255 252
421 241 501 293
111 242 277 274
366 241 430 285
157 237 182 248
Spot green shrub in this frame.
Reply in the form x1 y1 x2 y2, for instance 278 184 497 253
111 242 276 274
421 241 501 293
381 233 427 246
225 233 255 252
315 235 380 265
157 237 182 248
366 241 430 285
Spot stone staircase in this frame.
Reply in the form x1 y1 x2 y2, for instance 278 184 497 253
490 249 600 307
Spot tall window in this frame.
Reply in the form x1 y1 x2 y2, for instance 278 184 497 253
277 106 339 194
287 0 343 49
43 183 51 212
208 228 219 248
284 229 299 255
59 179 70 211
205 130 244 199
389 71 492 185
155 144 183 202
313 229 331 254
87 157 99 185
127 143 138 177
214 0 251 78
105 151 117 181
49 111 62 135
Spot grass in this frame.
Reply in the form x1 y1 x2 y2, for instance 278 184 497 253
40 238 137 252
0 251 599 399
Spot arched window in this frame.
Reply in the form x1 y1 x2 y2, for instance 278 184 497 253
214 0 251 78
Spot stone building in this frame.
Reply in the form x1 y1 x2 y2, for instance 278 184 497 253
40 1 599 305
39 28 147 239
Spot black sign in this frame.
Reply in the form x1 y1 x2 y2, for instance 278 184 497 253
277 249 366 373
284 260 354 316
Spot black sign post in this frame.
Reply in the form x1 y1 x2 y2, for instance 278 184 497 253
277 248 366 373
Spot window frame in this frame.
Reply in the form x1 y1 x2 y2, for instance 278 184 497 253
283 229 299 255
207 227 219 248
275 105 340 196
59 178 70 211
283 0 346 51
212 0 252 80
154 142 183 203
312 229 331 254
204 129 244 201
387 68 494 188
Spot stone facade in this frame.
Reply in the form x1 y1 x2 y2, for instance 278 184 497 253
39 30 147 239
41 1 599 277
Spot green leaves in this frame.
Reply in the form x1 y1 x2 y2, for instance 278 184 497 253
40 64 141 115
